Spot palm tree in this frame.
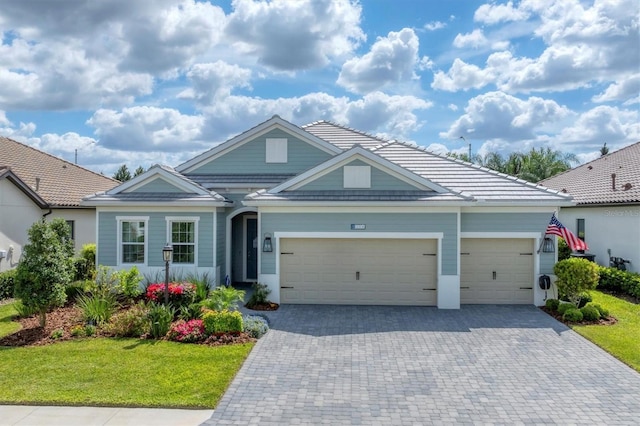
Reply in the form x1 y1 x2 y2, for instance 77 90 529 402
519 147 577 182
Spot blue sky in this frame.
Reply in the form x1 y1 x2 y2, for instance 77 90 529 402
0 0 638 176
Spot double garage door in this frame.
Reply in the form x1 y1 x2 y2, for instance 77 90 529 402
280 238 437 306
279 237 534 306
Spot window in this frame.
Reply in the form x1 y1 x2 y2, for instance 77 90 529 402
577 218 585 241
344 165 371 188
266 138 287 163
118 217 148 265
166 217 199 264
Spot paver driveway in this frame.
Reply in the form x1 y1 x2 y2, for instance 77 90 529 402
204 305 640 425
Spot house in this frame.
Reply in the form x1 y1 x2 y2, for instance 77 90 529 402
83 115 573 308
540 142 640 272
0 136 118 272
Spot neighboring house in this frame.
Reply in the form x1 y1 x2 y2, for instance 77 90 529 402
83 116 573 308
540 141 640 272
0 137 118 272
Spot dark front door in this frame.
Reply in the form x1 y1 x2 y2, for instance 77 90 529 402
246 217 258 281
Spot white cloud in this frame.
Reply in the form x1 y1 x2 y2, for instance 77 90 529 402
178 61 253 105
224 0 365 70
431 58 495 91
448 104 459 111
453 29 488 49
474 1 531 25
592 74 640 104
424 21 446 31
441 91 571 141
337 28 421 94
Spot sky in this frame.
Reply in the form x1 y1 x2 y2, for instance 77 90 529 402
0 0 638 177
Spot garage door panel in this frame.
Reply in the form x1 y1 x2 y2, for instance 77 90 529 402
460 238 533 305
280 238 437 306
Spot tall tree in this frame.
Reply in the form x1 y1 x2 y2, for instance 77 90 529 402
113 164 132 182
600 143 609 156
134 166 145 177
14 219 74 327
518 147 577 182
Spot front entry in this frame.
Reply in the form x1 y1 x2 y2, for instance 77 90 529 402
231 213 258 283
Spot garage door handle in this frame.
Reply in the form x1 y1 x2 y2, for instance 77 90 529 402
460 252 470 255
422 253 436 256
519 252 533 256
280 252 294 255
519 287 533 290
460 286 470 289
280 286 294 289
422 288 436 291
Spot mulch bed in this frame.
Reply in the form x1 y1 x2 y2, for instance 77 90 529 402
245 302 279 311
539 306 618 326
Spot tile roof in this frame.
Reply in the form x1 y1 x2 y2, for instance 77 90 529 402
540 141 640 205
0 136 118 207
302 120 390 150
246 189 466 203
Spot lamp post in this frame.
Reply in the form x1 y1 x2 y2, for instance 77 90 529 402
162 244 173 305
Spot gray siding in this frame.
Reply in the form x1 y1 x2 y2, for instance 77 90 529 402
261 212 458 275
97 211 215 268
189 129 333 174
127 178 187 193
216 211 226 281
461 212 555 274
297 159 421 191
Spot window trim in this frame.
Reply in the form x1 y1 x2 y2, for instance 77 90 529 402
265 138 288 163
116 216 149 266
165 216 199 266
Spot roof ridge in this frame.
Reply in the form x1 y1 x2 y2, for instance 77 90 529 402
0 135 118 182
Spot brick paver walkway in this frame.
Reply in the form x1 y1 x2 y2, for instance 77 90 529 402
204 305 640 425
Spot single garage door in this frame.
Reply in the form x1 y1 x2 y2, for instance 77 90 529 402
280 238 437 305
460 238 534 304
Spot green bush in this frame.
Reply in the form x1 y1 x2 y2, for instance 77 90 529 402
104 302 149 337
202 309 243 334
0 269 17 300
186 272 213 303
563 308 584 322
243 314 269 338
50 329 64 339
77 293 118 325
590 303 610 319
554 258 600 306
13 300 37 318
88 266 119 298
147 303 175 339
557 302 574 315
545 299 560 311
84 324 96 337
117 266 143 300
580 305 600 321
79 244 96 280
178 303 203 321
65 281 86 302
558 238 571 261
598 266 640 299
70 325 85 337
246 282 271 307
576 292 592 308
201 286 245 312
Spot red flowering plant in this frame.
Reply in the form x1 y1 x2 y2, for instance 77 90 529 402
167 319 205 343
145 282 195 308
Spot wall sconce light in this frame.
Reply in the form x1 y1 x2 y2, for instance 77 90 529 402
262 233 273 252
541 237 555 253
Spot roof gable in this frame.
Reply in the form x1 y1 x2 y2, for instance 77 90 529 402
108 165 210 196
0 167 48 208
540 141 640 205
176 115 342 174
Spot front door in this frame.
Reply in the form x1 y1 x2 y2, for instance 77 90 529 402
244 217 258 281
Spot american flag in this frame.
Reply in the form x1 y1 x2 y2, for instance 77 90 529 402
546 213 588 251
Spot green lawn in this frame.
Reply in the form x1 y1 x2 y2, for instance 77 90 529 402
0 301 21 337
0 301 254 408
571 291 640 372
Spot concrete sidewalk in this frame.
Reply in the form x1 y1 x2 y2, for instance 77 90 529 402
0 405 213 426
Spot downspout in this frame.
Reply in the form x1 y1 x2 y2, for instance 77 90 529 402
42 208 52 220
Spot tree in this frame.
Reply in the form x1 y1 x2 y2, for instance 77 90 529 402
14 219 75 327
113 164 132 182
134 166 145 177
553 258 600 307
518 147 577 182
600 143 609 156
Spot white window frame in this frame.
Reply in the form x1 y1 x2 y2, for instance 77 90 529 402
117 216 149 266
165 216 199 266
344 165 371 188
266 138 288 163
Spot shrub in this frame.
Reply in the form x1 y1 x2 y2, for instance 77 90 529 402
50 329 64 339
563 308 584 322
167 319 206 343
147 303 175 339
590 303 610 319
77 243 97 280
580 305 600 321
65 281 86 302
246 282 271 307
77 293 118 325
202 309 243 334
84 324 96 337
13 300 37 318
186 272 213 303
0 269 17 300
557 302 574 315
598 266 640 299
545 299 560 311
145 282 195 309
178 303 203 321
202 286 245 312
90 266 119 298
576 292 592 308
70 325 85 337
557 238 571 261
554 258 600 306
104 302 149 337
243 315 269 339
117 266 143 301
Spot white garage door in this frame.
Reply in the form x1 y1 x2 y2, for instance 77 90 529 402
280 238 437 305
460 238 534 304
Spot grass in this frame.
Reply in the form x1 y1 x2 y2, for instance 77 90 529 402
0 301 21 337
0 301 254 408
571 290 640 372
